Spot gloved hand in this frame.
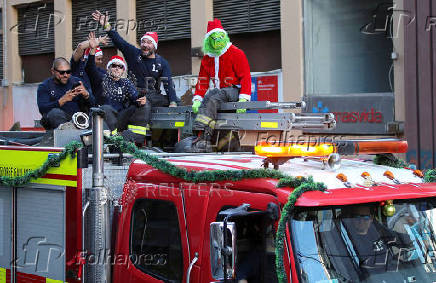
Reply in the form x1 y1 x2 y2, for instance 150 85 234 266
236 98 248 113
192 100 201 114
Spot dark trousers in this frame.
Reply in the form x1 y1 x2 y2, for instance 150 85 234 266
138 92 170 126
100 105 137 131
41 108 72 130
100 93 169 134
193 87 239 137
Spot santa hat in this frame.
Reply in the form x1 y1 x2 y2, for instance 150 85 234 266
95 47 103 57
205 19 227 39
84 47 103 59
140 32 158 50
106 55 126 70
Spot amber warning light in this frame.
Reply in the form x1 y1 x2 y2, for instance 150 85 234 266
255 140 408 158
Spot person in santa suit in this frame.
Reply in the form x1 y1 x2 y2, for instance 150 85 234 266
190 19 251 153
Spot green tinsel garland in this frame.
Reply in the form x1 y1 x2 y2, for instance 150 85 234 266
105 135 289 182
0 135 329 283
274 180 327 283
373 154 408 168
0 141 82 187
424 169 436 183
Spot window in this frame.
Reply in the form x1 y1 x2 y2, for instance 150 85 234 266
303 0 393 95
136 0 191 42
130 199 183 281
17 2 54 56
214 0 280 34
215 206 278 282
17 2 54 83
72 0 116 49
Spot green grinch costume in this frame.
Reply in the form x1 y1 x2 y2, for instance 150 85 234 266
189 19 252 153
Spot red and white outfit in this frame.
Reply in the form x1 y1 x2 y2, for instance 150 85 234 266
193 20 251 102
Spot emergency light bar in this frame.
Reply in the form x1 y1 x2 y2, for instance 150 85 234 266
255 140 408 158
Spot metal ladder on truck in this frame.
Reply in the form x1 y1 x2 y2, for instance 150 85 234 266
0 101 336 148
149 100 336 150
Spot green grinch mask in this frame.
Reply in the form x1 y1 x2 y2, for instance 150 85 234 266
203 31 230 56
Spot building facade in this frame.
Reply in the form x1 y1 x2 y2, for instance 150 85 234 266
5 0 433 168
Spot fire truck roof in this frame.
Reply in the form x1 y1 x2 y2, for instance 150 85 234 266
129 154 435 207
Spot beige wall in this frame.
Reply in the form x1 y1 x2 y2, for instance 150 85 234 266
0 87 14 130
393 0 405 123
190 0 213 75
54 0 72 59
116 0 137 53
280 0 304 102
5 1 25 83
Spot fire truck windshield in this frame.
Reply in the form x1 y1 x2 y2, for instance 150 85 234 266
290 199 436 283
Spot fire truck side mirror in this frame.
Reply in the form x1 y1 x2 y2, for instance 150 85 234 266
210 222 237 280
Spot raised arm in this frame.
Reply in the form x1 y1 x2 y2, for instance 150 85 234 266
85 32 105 85
72 40 90 63
91 10 138 57
85 54 103 86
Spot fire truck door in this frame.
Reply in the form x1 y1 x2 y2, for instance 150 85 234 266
0 184 66 283
121 183 189 283
0 186 12 282
182 185 280 283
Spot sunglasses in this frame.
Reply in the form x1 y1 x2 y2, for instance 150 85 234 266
110 64 124 70
352 215 372 220
55 69 71 75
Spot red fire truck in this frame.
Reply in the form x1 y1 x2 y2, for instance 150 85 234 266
1 108 436 283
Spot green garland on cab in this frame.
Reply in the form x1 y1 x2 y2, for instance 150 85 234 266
5 135 436 282
105 135 289 182
275 177 327 283
0 135 328 283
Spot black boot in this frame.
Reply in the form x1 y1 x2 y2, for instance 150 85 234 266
121 130 146 145
188 132 212 153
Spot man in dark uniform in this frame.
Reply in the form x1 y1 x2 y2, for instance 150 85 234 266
37 58 94 129
341 205 401 279
91 10 178 139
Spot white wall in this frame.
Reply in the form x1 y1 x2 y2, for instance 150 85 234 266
12 84 41 127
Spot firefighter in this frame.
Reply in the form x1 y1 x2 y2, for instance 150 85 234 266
91 10 178 140
189 19 251 152
86 33 147 142
37 58 95 130
340 205 406 278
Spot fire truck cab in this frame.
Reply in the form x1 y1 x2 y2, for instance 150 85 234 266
112 153 436 283
2 144 436 283
1 104 436 283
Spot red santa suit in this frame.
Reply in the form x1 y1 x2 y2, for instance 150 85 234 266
193 34 251 101
188 19 252 153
